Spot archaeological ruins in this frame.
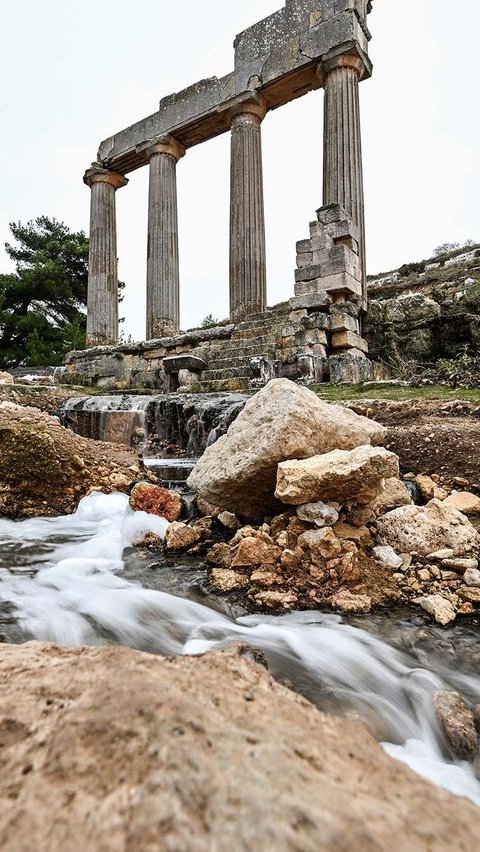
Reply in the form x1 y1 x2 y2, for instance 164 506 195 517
65 0 380 391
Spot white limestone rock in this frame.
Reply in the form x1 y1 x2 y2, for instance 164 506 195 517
187 379 386 520
414 595 456 626
372 545 404 571
376 500 480 558
276 445 399 507
372 478 413 514
296 501 339 527
463 568 480 588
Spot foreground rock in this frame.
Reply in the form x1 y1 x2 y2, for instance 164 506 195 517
0 402 148 518
433 691 479 759
0 642 477 852
188 379 386 520
276 445 399 506
129 482 183 522
376 499 480 558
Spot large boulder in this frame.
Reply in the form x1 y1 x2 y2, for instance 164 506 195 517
188 379 386 520
0 402 147 518
376 499 480 557
276 445 399 506
0 642 477 851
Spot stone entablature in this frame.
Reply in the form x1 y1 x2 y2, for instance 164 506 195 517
80 0 374 361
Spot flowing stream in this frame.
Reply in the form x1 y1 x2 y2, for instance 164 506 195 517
0 492 479 807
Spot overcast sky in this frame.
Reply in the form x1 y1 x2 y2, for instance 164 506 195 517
1 1 479 340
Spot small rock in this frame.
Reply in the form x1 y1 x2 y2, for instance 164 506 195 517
415 475 436 501
209 569 250 593
427 549 455 562
217 511 241 531
0 371 14 385
433 487 449 501
372 477 413 514
296 501 339 528
417 568 431 583
433 692 478 758
441 558 479 573
206 543 233 568
464 568 480 588
165 522 202 551
231 538 282 568
414 595 456 626
372 546 403 570
298 527 342 560
444 492 480 516
458 586 480 604
329 590 372 614
253 590 298 611
130 483 183 522
332 522 372 548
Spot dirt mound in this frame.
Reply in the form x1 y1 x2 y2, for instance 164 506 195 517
0 402 148 518
0 641 477 851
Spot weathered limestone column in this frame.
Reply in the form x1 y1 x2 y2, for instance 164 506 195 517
320 53 367 298
146 136 185 340
84 164 128 348
229 98 267 323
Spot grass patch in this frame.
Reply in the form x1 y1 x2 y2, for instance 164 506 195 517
308 383 480 403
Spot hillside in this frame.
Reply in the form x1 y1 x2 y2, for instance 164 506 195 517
364 244 480 372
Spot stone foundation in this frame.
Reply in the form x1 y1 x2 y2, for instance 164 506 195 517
63 302 382 393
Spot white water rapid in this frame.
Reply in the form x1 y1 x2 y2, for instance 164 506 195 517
0 492 479 807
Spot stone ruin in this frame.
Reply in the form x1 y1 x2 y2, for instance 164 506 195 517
64 0 381 391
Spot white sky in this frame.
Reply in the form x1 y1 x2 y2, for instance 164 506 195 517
1 0 479 340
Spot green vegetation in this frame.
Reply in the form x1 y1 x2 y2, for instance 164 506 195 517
200 314 220 329
307 383 480 404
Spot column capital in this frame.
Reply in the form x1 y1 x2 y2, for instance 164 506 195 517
317 46 372 85
227 94 267 127
83 163 128 190
146 136 186 163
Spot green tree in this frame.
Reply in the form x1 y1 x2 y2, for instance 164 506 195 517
0 216 89 368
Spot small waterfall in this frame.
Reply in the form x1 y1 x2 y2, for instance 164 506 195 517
61 393 248 455
62 395 152 450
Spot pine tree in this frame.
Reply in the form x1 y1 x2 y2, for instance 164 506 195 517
0 216 123 369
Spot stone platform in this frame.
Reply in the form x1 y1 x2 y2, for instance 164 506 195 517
62 298 381 393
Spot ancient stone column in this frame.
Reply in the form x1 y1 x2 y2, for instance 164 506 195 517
84 164 128 348
229 99 267 323
146 136 185 340
321 53 367 298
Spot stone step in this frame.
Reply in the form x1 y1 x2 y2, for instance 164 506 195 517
202 367 253 381
198 377 251 392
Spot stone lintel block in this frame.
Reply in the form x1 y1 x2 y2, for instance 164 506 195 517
301 312 330 331
316 203 348 226
163 354 207 374
310 234 334 252
330 301 362 320
296 328 328 347
331 330 369 354
297 252 313 269
295 264 324 284
289 309 308 322
289 293 331 311
330 314 360 334
328 353 374 386
294 273 363 299
296 239 312 254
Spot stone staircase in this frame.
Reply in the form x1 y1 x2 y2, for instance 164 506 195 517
198 306 291 391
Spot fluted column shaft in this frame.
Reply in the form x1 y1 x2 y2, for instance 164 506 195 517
322 55 366 296
229 100 267 323
84 166 128 348
146 137 185 340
